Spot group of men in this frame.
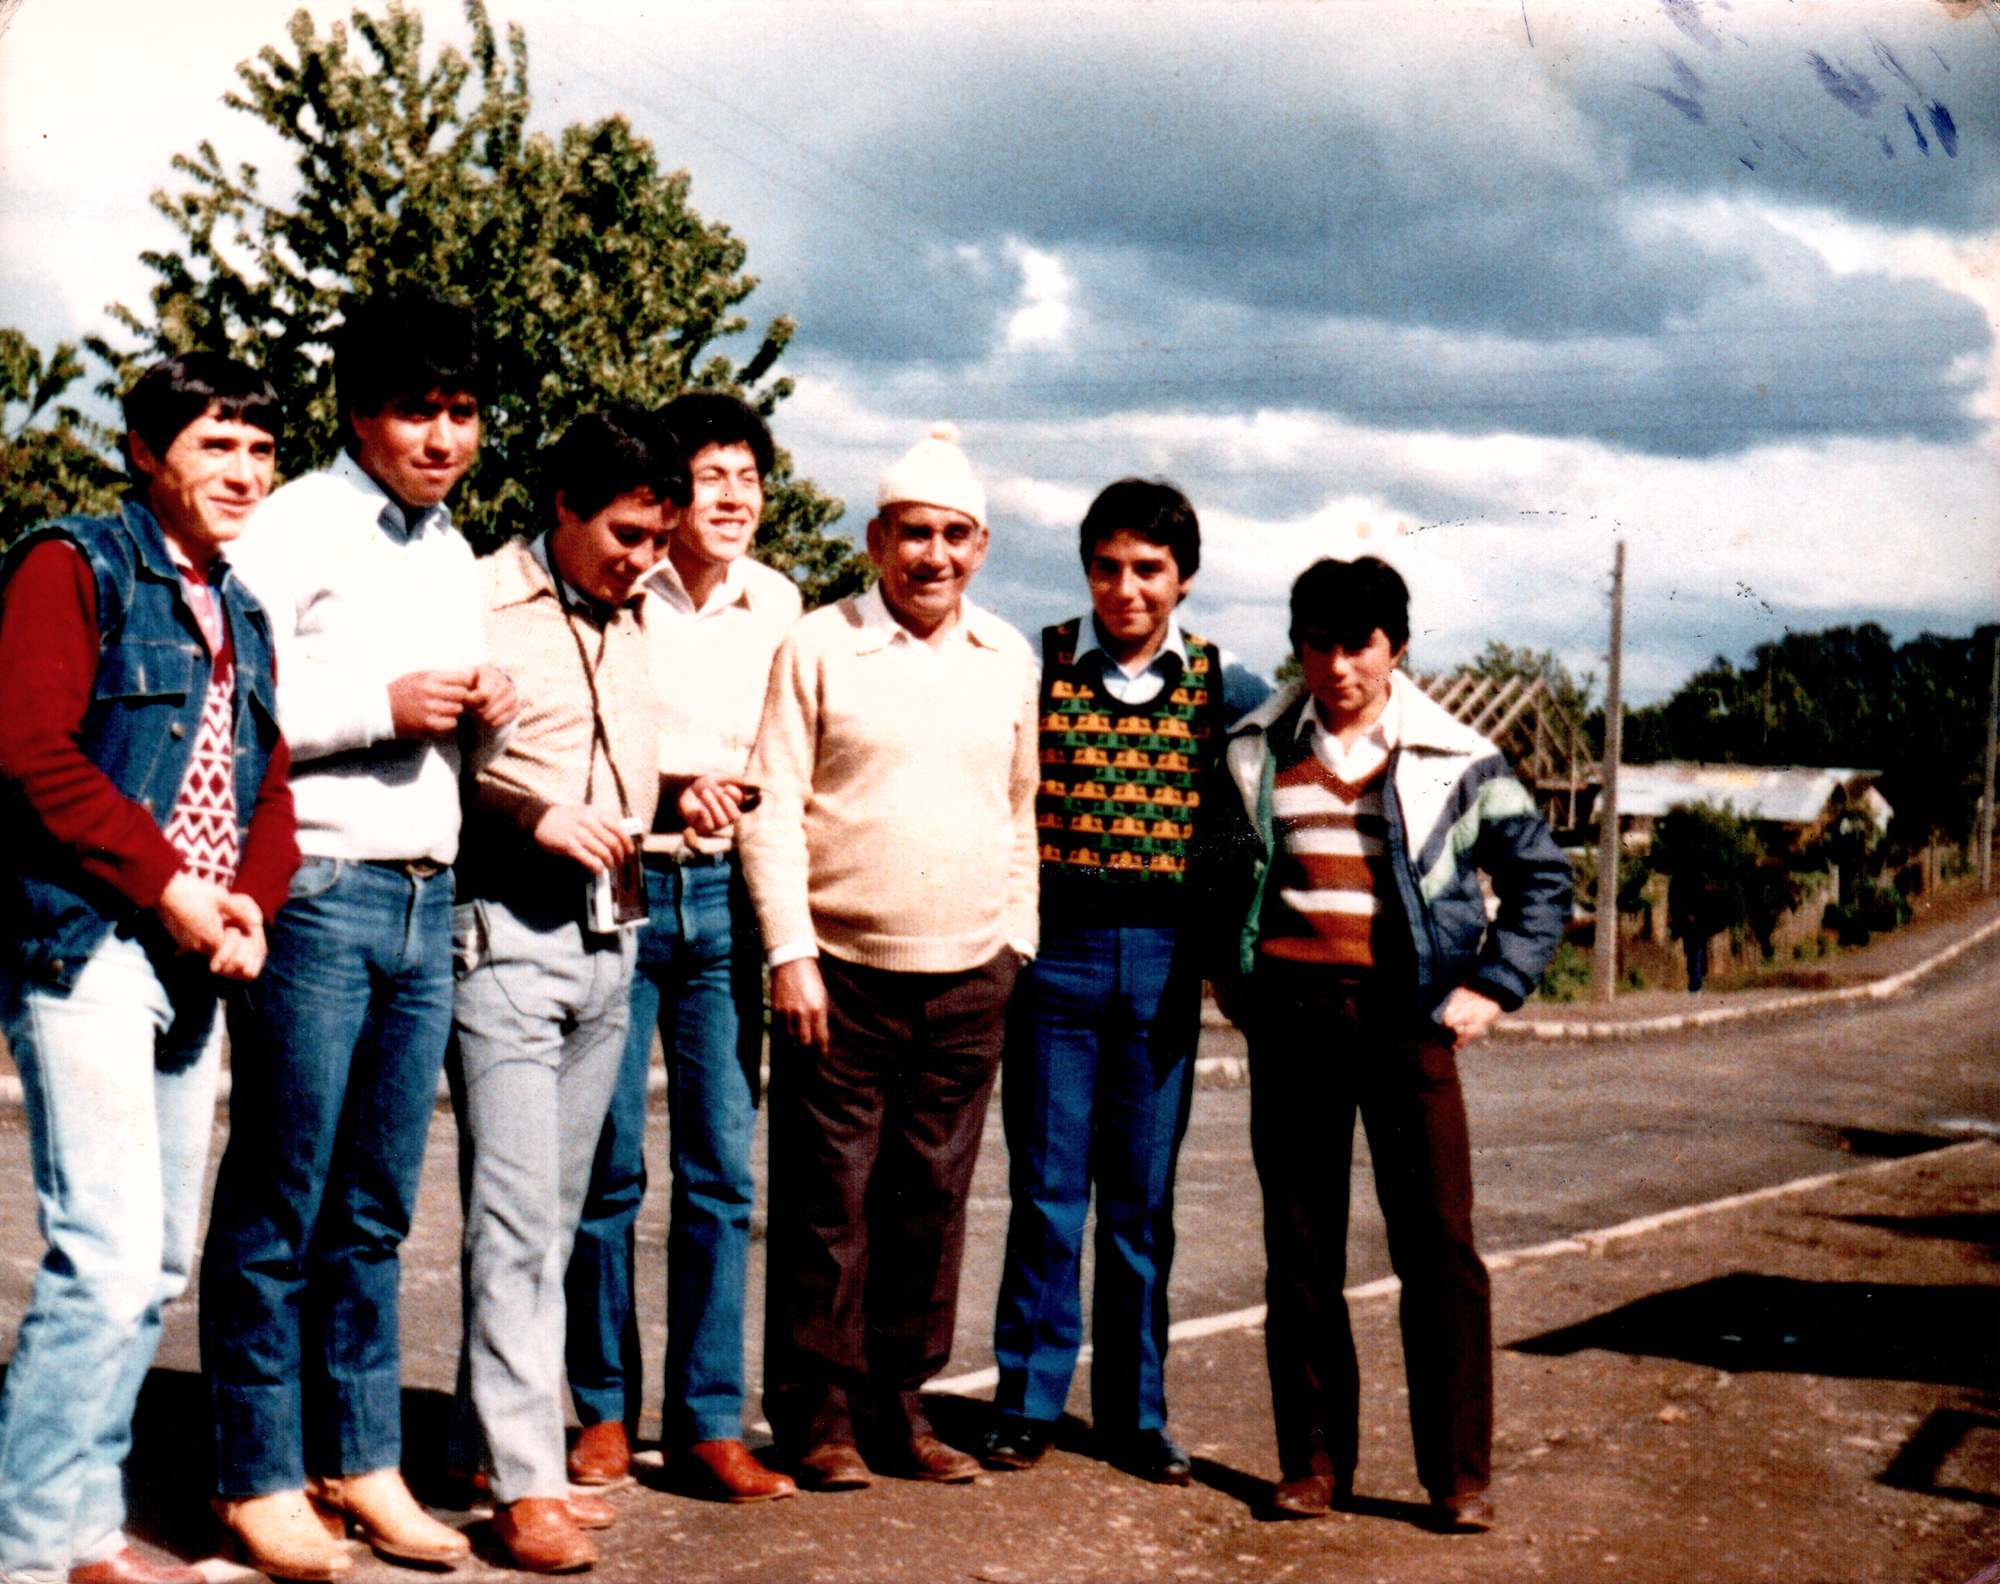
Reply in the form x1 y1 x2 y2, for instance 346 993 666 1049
0 284 1570 1584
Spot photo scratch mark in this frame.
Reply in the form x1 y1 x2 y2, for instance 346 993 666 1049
1734 582 1775 616
1806 51 1882 116
1906 106 1931 154
1660 0 1725 54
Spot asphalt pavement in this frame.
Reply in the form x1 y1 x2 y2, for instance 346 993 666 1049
0 898 1994 1580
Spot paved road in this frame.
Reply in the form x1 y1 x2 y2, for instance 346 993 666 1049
2 919 1988 1453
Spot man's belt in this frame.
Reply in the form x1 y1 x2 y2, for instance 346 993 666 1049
366 857 450 880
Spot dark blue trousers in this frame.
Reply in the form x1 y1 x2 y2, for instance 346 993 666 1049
992 925 1200 1431
563 854 763 1445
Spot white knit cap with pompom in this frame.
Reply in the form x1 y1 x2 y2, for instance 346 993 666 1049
876 421 986 528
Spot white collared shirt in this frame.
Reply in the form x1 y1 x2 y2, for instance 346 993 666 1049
1299 684 1402 785
849 581 1000 657
227 451 496 864
640 553 802 855
1070 612 1189 705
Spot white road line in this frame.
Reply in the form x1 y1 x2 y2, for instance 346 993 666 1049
924 1139 1992 1397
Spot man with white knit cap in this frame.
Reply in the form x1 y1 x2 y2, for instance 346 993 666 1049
738 423 1038 1489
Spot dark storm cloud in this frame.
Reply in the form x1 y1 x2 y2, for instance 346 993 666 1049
787 226 1988 459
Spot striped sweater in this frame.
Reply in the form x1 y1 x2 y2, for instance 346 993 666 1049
1260 751 1394 966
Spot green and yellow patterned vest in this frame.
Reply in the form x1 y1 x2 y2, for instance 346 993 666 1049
1036 617 1226 929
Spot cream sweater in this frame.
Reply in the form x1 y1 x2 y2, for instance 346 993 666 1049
739 589 1039 974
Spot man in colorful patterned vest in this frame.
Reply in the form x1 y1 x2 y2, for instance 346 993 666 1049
740 424 1039 1491
984 480 1225 1484
1207 556 1569 1534
0 353 298 1584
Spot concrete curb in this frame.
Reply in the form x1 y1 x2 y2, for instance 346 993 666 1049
5 910 1993 1107
1491 910 2000 1044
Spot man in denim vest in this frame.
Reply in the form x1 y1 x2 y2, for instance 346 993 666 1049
0 354 299 1584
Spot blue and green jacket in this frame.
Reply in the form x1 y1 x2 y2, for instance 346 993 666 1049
1202 673 1571 1019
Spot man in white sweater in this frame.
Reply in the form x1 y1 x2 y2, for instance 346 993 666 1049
202 289 512 1580
739 424 1038 1490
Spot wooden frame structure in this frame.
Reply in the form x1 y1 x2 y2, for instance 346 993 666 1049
1412 672 1598 835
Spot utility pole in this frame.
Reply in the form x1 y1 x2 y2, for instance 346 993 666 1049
1592 541 1625 1002
1981 624 1998 894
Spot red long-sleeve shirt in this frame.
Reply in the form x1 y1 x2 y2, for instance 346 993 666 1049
0 538 298 923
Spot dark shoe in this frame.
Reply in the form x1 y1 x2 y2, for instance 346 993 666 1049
1111 1427 1192 1486
982 1416 1056 1472
494 1497 597 1573
681 1439 798 1502
69 1548 206 1584
1428 1491 1495 1533
794 1441 874 1491
895 1432 980 1483
566 1421 633 1488
1271 1449 1348 1517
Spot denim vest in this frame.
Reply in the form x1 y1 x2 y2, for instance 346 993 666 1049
0 500 282 990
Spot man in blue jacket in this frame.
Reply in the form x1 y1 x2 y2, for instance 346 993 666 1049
1207 556 1569 1534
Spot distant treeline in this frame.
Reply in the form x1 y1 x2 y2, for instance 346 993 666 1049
1604 624 1990 850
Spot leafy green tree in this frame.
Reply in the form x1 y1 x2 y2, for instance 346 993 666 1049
1450 639 1597 727
1622 624 1986 854
0 329 123 549
94 0 869 602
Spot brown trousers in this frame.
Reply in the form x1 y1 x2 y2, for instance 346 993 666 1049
1247 960 1492 1501
763 948 1018 1450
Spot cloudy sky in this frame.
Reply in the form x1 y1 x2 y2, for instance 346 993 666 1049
2 0 1995 700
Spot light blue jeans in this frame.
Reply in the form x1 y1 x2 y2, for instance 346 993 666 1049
448 896 636 1503
0 930 222 1581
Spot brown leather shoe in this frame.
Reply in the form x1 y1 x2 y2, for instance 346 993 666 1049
1271 1449 1348 1518
682 1439 798 1502
308 1468 471 1566
494 1497 597 1574
898 1432 980 1483
794 1441 874 1491
68 1547 205 1584
1429 1491 1495 1533
212 1492 355 1581
566 1421 633 1487
563 1489 618 1530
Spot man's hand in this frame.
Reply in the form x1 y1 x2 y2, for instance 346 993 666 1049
773 958 831 1056
533 804 636 875
389 668 476 739
154 871 232 958
463 663 520 730
208 893 267 981
1437 986 1504 1050
677 774 752 838
1211 972 1250 1031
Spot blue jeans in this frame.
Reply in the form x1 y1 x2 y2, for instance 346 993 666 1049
565 855 761 1446
992 925 1200 1431
448 896 635 1501
0 931 222 1580
201 858 456 1497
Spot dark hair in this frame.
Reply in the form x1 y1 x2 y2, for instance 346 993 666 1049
123 352 282 467
1288 556 1411 653
333 287 494 434
544 404 691 522
1078 478 1201 578
658 391 774 477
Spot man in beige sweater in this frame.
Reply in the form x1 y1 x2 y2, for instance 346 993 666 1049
740 424 1038 1489
448 405 684 1574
